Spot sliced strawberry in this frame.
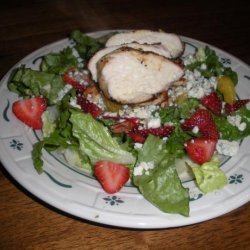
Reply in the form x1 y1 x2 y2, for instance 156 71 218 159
128 132 146 143
134 125 175 138
63 67 92 91
77 96 103 118
185 138 217 164
94 160 130 193
12 96 47 129
129 125 175 143
225 99 250 114
181 109 219 140
201 92 222 116
181 109 212 130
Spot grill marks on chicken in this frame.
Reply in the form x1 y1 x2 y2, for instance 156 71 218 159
97 48 184 104
105 29 184 58
88 43 172 82
87 29 184 105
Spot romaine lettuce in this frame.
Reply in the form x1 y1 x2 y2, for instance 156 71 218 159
70 110 136 165
191 157 227 193
8 66 65 105
133 135 189 216
40 47 79 74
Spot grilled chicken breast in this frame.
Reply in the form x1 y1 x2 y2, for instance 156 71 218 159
88 43 172 81
97 47 184 104
105 30 184 59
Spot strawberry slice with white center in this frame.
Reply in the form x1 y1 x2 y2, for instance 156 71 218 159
185 138 217 164
201 92 222 116
77 96 103 118
94 160 130 194
12 96 47 129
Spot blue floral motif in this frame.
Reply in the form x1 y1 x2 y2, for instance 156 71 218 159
189 193 203 201
103 196 124 206
10 139 23 151
228 174 244 184
221 58 231 65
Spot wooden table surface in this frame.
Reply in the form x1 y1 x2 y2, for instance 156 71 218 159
1 1 250 249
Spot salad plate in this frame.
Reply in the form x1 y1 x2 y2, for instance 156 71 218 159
0 30 250 229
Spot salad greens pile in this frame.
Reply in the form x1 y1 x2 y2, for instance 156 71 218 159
7 30 250 217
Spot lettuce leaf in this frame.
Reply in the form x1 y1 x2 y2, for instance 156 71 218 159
133 135 189 216
70 110 136 165
191 157 227 193
8 66 65 105
186 46 238 84
62 147 93 173
40 47 79 74
70 30 103 62
213 107 250 141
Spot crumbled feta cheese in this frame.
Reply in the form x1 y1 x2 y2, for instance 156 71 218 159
119 105 159 120
69 97 81 109
227 115 246 131
133 161 155 176
192 126 199 134
134 143 143 149
183 54 195 66
185 70 217 99
55 84 72 102
146 117 161 128
239 122 247 131
216 140 239 156
200 63 207 70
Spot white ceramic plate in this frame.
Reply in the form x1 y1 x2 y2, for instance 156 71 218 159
0 31 250 229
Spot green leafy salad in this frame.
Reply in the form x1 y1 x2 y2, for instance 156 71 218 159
8 30 250 217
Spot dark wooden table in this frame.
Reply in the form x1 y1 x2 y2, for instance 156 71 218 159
1 1 250 249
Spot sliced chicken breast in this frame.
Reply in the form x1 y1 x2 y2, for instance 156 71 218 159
88 43 171 81
105 30 184 59
97 47 184 104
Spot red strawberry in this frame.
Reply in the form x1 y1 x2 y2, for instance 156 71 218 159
201 92 222 116
225 99 250 114
94 160 130 193
12 96 47 129
181 109 219 140
128 132 146 143
185 138 217 164
135 125 175 137
77 96 103 118
63 67 92 91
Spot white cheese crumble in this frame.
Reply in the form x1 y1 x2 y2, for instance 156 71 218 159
146 117 161 128
227 115 246 131
55 84 72 102
185 70 217 99
192 126 199 134
134 143 143 149
119 105 159 120
133 161 155 176
216 140 239 156
69 97 81 109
